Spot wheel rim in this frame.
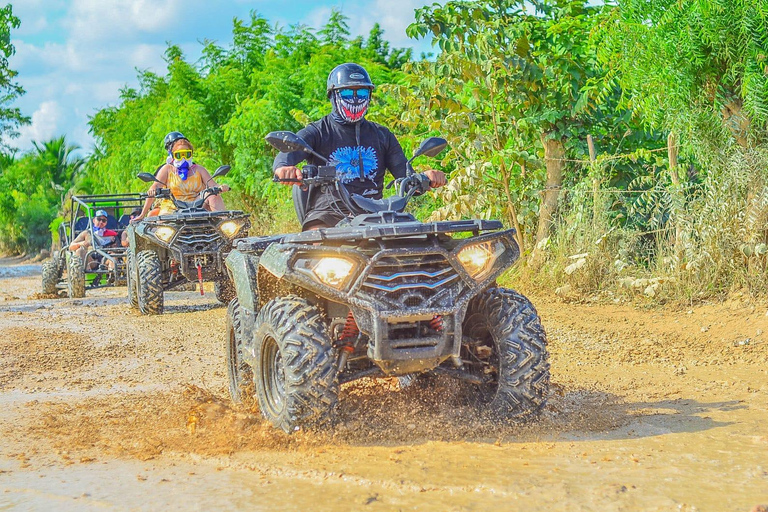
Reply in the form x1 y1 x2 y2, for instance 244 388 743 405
260 335 285 417
463 312 500 395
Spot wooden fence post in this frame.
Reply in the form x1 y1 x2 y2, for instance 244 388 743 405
668 132 680 186
588 135 599 228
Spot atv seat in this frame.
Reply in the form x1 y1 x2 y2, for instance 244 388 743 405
118 214 132 227
292 185 309 226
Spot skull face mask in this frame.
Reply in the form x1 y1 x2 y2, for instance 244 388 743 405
331 88 371 124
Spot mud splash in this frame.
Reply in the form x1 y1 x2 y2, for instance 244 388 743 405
1 266 767 511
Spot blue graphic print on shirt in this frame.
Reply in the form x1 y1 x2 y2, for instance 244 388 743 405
330 146 378 184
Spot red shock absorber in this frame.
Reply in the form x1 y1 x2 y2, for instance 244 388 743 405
430 315 444 332
339 311 359 341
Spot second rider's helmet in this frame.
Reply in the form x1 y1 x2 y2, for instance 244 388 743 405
326 63 375 97
164 131 188 153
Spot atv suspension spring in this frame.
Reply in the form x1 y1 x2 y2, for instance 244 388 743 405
430 315 444 332
339 311 359 341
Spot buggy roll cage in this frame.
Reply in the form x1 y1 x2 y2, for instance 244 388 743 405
63 193 145 269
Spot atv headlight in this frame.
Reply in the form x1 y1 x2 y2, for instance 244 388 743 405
312 257 355 288
153 226 177 243
457 240 505 279
219 219 245 239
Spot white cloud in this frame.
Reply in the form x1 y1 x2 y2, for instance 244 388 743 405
69 0 207 42
17 101 63 147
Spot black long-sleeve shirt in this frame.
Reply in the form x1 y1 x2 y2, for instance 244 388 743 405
273 115 408 200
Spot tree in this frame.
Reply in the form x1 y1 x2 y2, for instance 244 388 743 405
596 0 768 152
406 0 611 255
0 4 29 147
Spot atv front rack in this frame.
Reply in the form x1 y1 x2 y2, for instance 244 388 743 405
235 219 504 251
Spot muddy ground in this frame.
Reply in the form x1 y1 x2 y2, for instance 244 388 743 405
0 255 767 511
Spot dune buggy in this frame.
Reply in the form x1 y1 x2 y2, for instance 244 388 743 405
42 193 144 298
224 131 550 433
124 165 251 315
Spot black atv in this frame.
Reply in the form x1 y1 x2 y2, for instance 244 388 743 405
125 165 250 315
224 132 550 433
42 194 145 298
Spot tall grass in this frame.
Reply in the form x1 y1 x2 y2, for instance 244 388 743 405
526 145 768 302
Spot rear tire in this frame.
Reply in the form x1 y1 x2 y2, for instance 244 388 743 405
66 254 85 298
137 250 163 315
462 287 549 418
225 299 255 405
253 296 339 433
42 260 61 295
126 248 138 309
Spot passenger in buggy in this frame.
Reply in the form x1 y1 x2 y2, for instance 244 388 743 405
68 209 118 271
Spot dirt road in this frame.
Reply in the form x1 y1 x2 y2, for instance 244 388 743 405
1 255 767 511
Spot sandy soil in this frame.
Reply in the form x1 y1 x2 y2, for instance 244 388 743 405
0 255 767 511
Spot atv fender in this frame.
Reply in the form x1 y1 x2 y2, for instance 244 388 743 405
225 249 260 312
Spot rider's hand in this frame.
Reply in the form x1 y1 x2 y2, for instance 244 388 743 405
220 184 230 193
130 214 145 224
423 170 447 189
274 166 301 185
147 188 157 198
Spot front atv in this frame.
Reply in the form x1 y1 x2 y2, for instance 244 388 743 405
126 165 250 315
225 132 550 433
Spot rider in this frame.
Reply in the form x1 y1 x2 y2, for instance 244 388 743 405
132 132 230 222
273 62 446 230
69 209 118 270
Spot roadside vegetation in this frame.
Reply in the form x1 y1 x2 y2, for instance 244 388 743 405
1 0 767 302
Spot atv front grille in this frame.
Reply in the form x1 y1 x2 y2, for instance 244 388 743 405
176 225 221 252
362 254 460 309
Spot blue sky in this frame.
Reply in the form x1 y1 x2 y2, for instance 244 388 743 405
6 0 434 155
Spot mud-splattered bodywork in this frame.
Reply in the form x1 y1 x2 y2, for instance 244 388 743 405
128 209 250 289
227 217 519 377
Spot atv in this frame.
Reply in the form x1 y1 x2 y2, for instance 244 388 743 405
124 165 250 315
224 131 550 433
42 193 145 298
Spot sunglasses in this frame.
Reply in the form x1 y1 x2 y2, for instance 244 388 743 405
172 149 193 160
338 88 370 100
95 217 107 223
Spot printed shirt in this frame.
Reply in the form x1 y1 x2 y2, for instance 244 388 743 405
158 165 206 213
272 116 408 200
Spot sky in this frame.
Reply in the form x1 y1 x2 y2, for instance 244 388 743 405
6 0 435 156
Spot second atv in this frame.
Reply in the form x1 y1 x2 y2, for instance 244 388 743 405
125 165 250 315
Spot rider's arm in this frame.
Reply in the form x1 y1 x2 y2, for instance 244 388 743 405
272 124 323 185
69 231 87 251
196 165 230 193
383 128 445 189
132 165 170 222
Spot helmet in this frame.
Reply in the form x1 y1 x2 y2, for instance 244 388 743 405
326 63 375 97
163 131 187 153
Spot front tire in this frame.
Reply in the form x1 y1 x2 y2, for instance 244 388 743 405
126 248 138 309
66 254 85 298
137 250 163 315
225 299 254 405
42 260 61 295
253 296 339 433
215 277 236 304
462 287 549 418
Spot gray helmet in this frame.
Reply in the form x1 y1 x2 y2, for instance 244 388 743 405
326 63 375 97
163 131 187 153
